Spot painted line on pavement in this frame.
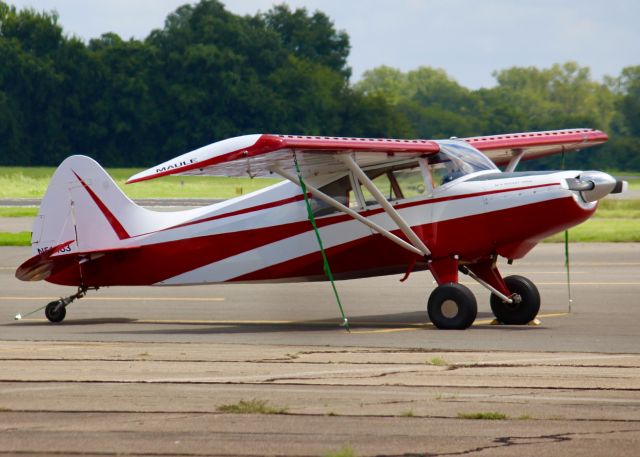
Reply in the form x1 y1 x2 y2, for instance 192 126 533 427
347 313 570 334
0 296 224 302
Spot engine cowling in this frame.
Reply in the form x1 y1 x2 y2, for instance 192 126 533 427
565 171 625 202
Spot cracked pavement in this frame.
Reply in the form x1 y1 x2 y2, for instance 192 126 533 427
1 342 639 456
1 244 640 455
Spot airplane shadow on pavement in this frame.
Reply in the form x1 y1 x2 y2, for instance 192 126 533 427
5 311 543 335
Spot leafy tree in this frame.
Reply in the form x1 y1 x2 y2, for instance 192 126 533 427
261 4 350 78
610 66 640 137
492 62 615 132
0 0 637 171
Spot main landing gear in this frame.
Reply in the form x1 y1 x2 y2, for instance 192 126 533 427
426 257 540 330
44 286 97 323
427 283 477 330
489 275 540 325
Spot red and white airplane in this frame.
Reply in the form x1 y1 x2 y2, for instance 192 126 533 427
16 128 625 329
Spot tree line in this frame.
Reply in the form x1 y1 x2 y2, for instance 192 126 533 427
1 0 638 170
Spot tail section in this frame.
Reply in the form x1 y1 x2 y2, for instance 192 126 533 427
30 155 145 256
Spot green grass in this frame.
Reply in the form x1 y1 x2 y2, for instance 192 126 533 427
2 167 639 242
457 412 508 420
427 357 447 366
547 219 640 242
0 207 38 217
594 198 640 217
601 175 639 190
0 232 30 246
216 399 288 415
0 166 281 199
545 200 640 242
324 447 356 457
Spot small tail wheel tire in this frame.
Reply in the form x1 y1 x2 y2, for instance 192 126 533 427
428 283 477 330
490 275 540 325
45 301 66 323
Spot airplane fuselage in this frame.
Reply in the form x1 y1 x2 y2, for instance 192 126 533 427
42 169 595 287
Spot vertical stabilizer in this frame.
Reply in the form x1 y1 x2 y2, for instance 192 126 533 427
32 155 144 256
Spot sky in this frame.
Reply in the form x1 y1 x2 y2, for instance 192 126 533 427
7 0 640 88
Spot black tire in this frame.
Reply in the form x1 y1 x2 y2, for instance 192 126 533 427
490 275 540 325
45 301 66 323
428 283 477 330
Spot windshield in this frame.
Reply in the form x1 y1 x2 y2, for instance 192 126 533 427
431 140 499 184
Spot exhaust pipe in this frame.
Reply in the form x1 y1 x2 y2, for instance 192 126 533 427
565 171 627 202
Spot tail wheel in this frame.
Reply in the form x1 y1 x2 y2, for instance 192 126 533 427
490 275 540 325
428 283 477 330
45 301 66 323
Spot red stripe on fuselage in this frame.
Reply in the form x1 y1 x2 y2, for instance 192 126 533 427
72 171 130 240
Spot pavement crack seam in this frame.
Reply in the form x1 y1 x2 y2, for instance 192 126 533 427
452 363 640 370
4 379 640 392
375 428 640 457
3 410 640 423
262 369 425 383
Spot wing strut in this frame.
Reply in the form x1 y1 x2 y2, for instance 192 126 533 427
339 154 432 257
270 166 424 257
504 149 525 173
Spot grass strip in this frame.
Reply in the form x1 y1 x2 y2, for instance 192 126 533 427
325 448 357 457
0 166 280 199
0 207 38 217
0 232 30 246
545 218 640 242
216 399 288 414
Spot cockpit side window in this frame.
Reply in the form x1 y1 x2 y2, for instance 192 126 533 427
359 170 397 205
428 140 499 186
311 175 352 217
391 167 427 198
310 158 450 217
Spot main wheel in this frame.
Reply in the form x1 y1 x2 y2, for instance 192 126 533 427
428 283 477 330
490 275 540 325
45 301 66 323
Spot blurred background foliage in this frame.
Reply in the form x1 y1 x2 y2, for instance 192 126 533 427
0 0 638 170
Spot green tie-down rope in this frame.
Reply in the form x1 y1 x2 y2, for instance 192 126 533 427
293 153 349 331
564 230 572 313
561 149 572 312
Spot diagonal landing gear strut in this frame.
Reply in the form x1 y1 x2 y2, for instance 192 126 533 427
44 285 98 323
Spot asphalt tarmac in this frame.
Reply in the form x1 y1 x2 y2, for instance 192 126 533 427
1 243 639 352
1 243 639 456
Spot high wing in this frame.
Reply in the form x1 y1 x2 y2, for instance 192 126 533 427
127 134 441 183
464 128 608 167
127 128 607 184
